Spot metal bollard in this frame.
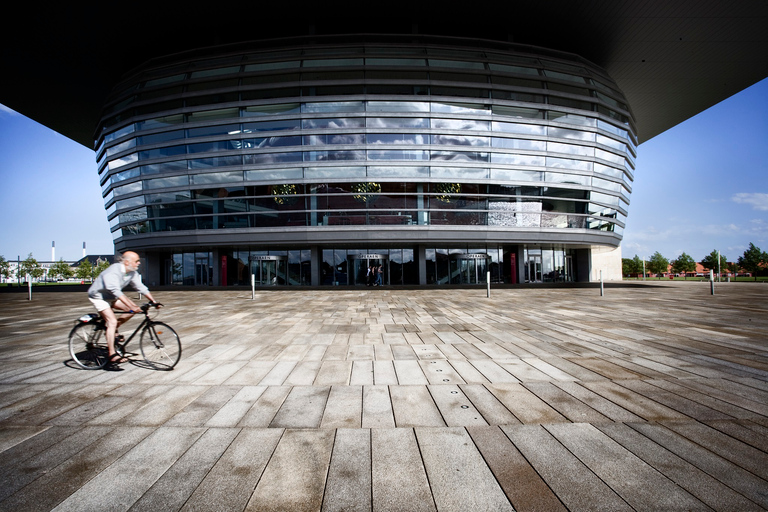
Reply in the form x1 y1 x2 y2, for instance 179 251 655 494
251 274 256 300
710 270 715 295
487 271 491 298
600 270 604 297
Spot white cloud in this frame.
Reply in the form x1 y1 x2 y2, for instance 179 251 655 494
732 193 768 211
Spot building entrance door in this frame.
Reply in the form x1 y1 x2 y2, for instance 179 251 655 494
527 255 542 283
450 254 490 284
351 254 388 286
195 257 210 286
250 256 287 286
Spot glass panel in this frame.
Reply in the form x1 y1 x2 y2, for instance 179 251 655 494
548 127 595 141
491 154 545 166
115 196 145 210
244 152 303 164
542 70 587 83
106 138 136 157
366 133 427 144
145 75 186 88
545 172 591 186
304 134 364 145
491 138 545 150
302 58 364 67
243 119 301 133
546 157 592 171
488 63 539 75
431 134 489 146
243 103 301 116
305 150 364 161
366 117 428 128
431 102 490 114
187 140 239 153
430 167 489 179
138 146 186 160
367 150 429 161
144 175 189 189
428 59 485 69
490 169 543 181
188 155 242 168
302 118 365 129
243 135 302 148
137 114 184 131
492 106 544 119
190 171 243 185
141 160 187 175
492 121 546 135
113 181 142 197
190 66 240 79
145 191 191 203
303 101 365 113
431 151 489 162
365 58 426 66
244 61 300 72
431 118 490 130
366 101 429 112
367 166 428 178
547 142 594 156
111 168 140 183
304 167 366 179
187 108 239 122
108 153 139 170
245 168 304 181
595 148 625 165
547 111 596 126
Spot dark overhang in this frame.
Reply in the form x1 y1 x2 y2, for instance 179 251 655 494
2 0 766 147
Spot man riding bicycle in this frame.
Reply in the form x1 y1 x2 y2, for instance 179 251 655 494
88 251 159 366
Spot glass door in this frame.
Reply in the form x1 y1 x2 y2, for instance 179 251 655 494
527 256 542 282
352 254 388 286
250 256 287 286
195 256 210 286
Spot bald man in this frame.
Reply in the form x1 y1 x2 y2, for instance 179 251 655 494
88 251 159 367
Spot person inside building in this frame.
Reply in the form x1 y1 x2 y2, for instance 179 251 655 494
87 251 159 368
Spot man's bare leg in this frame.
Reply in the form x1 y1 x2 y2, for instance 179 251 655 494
100 305 133 362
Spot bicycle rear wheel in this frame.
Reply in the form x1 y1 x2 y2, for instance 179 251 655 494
140 322 181 370
69 322 108 369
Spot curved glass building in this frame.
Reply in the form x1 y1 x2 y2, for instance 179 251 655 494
96 35 636 287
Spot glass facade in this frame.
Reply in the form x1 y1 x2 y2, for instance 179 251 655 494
95 36 636 286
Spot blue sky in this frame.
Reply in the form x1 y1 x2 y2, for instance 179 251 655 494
1 77 767 264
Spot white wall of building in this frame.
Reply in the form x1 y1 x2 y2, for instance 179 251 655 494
590 245 623 281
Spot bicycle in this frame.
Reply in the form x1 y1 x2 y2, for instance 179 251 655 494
68 302 181 370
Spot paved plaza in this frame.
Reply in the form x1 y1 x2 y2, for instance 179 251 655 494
0 281 767 511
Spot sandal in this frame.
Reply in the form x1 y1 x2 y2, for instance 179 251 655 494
108 353 129 364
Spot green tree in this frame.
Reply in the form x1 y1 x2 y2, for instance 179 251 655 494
671 252 696 279
48 259 74 281
701 250 728 279
0 256 11 283
726 262 739 276
20 253 44 282
622 258 636 276
737 243 768 281
647 251 669 279
622 254 646 277
75 258 94 282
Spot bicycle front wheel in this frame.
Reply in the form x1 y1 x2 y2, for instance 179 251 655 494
69 322 108 369
140 322 181 370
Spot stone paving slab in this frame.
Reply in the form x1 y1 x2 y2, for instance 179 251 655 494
0 281 767 511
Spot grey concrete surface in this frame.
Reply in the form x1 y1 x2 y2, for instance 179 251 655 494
0 281 767 511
